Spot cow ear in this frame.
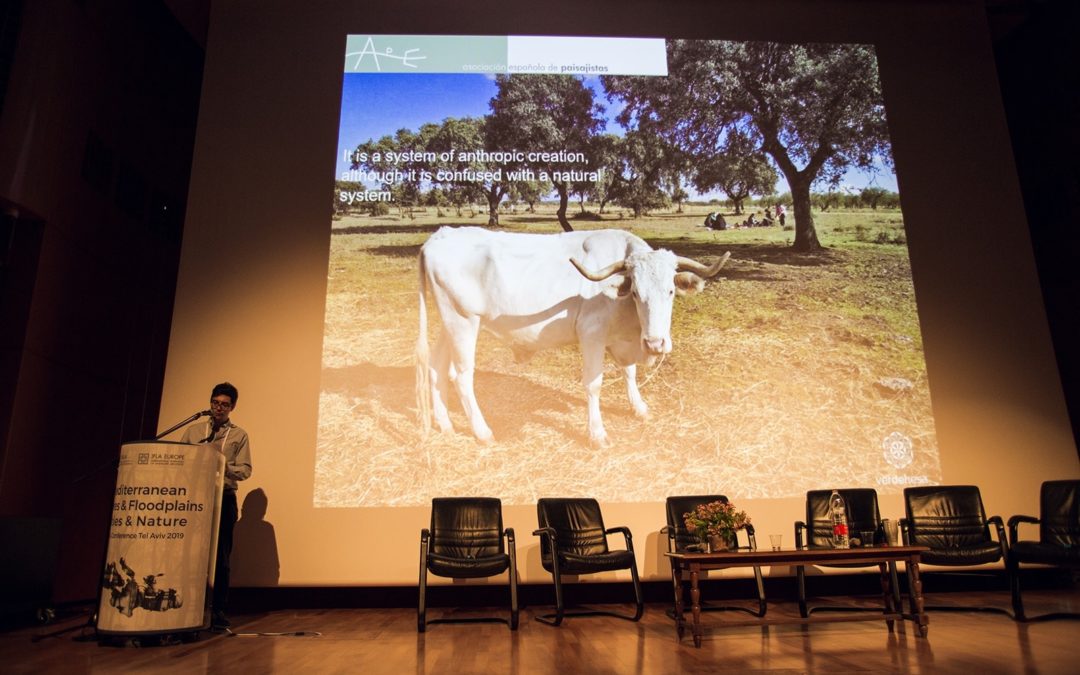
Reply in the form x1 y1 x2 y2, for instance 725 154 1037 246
674 272 705 296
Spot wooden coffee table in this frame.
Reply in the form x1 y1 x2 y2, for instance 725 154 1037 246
666 546 930 647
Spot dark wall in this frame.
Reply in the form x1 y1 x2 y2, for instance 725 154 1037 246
0 0 202 603
993 0 1080 452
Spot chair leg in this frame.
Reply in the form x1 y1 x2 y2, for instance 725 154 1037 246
418 568 427 633
534 553 565 626
797 565 809 618
752 565 767 617
552 571 565 626
629 562 644 621
509 563 519 631
507 530 519 630
1010 560 1027 621
535 559 642 625
669 563 685 628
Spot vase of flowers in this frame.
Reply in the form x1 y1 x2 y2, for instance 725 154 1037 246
683 500 751 553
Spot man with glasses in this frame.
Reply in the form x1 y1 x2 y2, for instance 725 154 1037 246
182 382 252 629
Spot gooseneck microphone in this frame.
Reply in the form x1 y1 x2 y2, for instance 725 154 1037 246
155 409 213 440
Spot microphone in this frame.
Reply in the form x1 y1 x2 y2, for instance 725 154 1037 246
154 409 213 440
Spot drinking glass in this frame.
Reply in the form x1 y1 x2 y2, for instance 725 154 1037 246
882 519 899 546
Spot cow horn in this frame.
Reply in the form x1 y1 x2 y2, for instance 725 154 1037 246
676 251 730 278
570 257 626 281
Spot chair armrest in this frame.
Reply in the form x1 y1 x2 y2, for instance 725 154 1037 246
421 528 430 544
504 527 518 572
794 521 806 549
989 514 1006 550
1007 514 1039 546
533 526 556 539
898 518 910 545
989 516 1006 537
744 524 758 551
661 525 676 553
605 526 635 553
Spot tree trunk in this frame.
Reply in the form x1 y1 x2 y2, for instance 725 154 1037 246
790 176 821 251
555 182 573 232
733 199 743 215
486 188 501 226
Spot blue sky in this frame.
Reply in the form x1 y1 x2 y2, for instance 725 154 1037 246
333 72 898 196
335 73 497 176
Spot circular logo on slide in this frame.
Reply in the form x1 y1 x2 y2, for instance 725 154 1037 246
882 432 914 469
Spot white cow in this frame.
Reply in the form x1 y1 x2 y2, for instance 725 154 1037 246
415 226 729 447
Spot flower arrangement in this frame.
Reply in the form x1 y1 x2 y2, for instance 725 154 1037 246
683 500 751 544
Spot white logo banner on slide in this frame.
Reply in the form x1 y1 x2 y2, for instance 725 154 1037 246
97 442 224 635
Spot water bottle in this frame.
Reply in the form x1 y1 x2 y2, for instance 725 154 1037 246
829 490 850 549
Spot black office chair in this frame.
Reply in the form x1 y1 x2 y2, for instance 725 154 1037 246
900 485 1010 614
665 495 766 617
1008 479 1080 621
794 488 901 617
533 498 644 626
418 497 518 632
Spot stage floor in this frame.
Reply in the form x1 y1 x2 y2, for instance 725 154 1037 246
3 590 1079 674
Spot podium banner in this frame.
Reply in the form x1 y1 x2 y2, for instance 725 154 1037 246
97 442 224 635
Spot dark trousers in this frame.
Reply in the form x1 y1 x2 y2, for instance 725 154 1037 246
214 489 238 612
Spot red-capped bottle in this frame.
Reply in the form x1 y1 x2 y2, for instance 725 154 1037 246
829 490 850 549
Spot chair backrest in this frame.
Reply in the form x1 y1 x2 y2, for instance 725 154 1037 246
805 489 881 548
903 485 990 549
666 495 728 552
536 498 609 562
1040 480 1080 547
430 497 504 559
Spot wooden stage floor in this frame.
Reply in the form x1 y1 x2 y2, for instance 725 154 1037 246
3 590 1079 674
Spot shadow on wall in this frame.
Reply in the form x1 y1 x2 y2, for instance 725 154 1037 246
231 488 279 586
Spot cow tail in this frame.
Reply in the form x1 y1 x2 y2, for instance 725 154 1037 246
415 249 432 437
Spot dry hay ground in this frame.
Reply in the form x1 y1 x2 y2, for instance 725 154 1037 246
314 206 941 507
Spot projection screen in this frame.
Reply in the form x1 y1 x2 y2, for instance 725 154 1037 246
317 35 941 508
160 0 1077 587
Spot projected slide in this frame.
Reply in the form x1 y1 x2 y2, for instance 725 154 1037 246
315 35 941 507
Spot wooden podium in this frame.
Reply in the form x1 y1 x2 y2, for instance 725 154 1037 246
96 441 225 636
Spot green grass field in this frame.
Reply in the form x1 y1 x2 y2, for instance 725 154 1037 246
314 203 940 507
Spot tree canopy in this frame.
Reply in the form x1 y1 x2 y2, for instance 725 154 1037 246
486 75 605 231
691 130 778 214
604 40 893 250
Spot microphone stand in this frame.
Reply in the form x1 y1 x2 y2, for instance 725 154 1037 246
156 411 209 440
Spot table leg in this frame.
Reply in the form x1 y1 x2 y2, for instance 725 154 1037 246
907 557 929 637
878 562 895 632
690 567 702 648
